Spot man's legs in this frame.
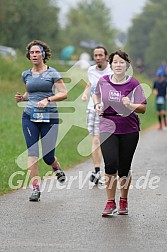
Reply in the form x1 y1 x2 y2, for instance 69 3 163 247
89 135 102 184
157 110 162 129
86 109 102 183
161 109 167 127
156 104 167 129
92 135 102 170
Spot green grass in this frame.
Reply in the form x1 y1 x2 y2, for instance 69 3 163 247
134 73 157 130
0 57 89 195
0 57 157 195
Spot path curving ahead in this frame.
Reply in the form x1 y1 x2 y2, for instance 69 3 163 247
0 127 167 252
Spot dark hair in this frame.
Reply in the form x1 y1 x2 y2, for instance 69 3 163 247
26 40 51 63
94 46 108 56
109 50 131 65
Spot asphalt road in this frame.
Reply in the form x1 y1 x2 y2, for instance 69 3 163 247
0 127 167 252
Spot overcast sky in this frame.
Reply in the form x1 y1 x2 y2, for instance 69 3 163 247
57 0 148 31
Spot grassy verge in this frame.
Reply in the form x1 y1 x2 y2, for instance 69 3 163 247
134 73 157 130
0 57 156 195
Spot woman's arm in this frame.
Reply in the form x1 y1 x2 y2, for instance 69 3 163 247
92 93 100 106
49 78 67 102
15 86 28 103
92 93 103 114
37 79 67 108
122 96 146 114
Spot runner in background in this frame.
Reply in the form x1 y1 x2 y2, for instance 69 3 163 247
82 46 112 184
153 69 167 130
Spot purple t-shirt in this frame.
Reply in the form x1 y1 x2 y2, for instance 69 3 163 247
95 75 147 134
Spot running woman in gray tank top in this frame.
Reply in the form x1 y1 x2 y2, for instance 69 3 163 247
15 40 67 201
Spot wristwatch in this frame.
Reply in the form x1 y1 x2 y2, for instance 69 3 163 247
47 97 51 102
94 103 100 109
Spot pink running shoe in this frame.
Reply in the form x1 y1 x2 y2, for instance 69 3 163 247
102 200 117 217
117 198 128 215
53 163 66 183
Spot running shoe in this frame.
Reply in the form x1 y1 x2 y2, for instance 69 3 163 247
29 189 41 202
117 198 128 215
90 171 101 184
102 201 117 217
54 163 66 183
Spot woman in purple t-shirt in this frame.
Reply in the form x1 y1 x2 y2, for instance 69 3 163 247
93 50 146 217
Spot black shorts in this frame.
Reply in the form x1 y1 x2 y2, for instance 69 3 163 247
100 132 139 177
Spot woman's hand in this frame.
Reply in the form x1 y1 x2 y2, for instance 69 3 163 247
15 91 28 103
37 98 48 108
15 92 23 103
122 96 146 114
94 103 103 115
122 96 131 108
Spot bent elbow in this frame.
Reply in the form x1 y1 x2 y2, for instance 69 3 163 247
141 104 146 114
141 108 146 114
63 91 68 100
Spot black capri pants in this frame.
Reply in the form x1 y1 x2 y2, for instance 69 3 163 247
100 132 139 177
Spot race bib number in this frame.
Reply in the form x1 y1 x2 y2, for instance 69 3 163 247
30 107 50 122
156 96 165 105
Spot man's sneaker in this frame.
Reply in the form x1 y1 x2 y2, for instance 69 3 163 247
54 163 66 183
102 201 117 217
90 171 101 184
29 189 41 202
117 198 128 215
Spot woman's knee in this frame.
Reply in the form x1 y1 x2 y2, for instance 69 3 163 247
43 154 55 166
105 163 118 175
118 169 131 178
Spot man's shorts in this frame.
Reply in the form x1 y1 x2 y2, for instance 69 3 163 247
156 103 166 111
156 97 166 111
86 109 100 135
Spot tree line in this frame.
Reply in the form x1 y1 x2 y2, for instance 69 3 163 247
127 0 167 74
0 0 166 75
0 0 115 58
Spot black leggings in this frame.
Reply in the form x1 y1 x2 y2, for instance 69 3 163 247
100 132 139 177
